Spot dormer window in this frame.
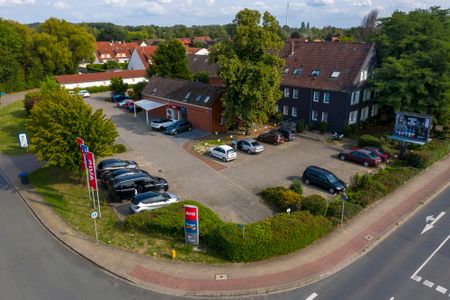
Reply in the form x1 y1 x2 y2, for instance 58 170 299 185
311 69 321 76
204 96 210 103
293 68 302 76
195 95 202 102
331 71 340 78
184 92 191 99
151 88 157 94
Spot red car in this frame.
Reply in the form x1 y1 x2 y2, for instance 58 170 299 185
339 149 382 167
350 146 390 162
123 100 135 110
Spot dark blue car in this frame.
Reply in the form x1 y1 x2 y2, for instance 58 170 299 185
164 120 192 135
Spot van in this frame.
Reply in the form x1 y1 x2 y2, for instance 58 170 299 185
302 165 346 194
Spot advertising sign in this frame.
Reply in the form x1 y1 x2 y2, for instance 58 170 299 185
390 112 432 145
76 137 84 145
184 205 199 246
85 151 97 190
79 144 89 171
18 133 28 148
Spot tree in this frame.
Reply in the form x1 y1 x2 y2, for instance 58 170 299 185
110 77 128 94
150 39 193 80
209 9 284 129
371 7 450 124
28 89 118 169
354 9 379 42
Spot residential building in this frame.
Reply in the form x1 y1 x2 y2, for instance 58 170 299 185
127 46 158 71
55 70 147 89
187 54 222 86
93 42 138 64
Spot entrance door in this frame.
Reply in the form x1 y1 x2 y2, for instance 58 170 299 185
178 109 187 121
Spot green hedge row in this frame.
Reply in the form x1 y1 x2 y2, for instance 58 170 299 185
261 186 301 211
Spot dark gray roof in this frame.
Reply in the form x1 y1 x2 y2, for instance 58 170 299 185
142 76 225 108
187 54 218 77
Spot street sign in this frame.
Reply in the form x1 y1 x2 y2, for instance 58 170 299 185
91 211 98 219
18 133 28 148
184 205 199 246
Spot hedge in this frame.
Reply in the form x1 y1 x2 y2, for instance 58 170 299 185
261 186 301 211
358 134 382 147
301 194 328 216
326 200 362 224
205 211 332 262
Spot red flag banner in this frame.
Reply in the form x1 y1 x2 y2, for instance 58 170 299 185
86 151 97 190
76 137 84 145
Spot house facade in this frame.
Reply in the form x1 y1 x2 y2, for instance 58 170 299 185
127 46 158 71
278 40 378 133
142 76 226 133
93 42 138 64
55 70 147 89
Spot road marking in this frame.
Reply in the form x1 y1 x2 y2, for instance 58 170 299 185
305 292 318 300
389 297 395 300
435 285 447 294
411 234 450 280
423 280 434 288
421 211 446 234
411 274 422 282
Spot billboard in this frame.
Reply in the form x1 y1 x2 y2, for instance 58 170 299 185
184 205 199 246
390 112 432 145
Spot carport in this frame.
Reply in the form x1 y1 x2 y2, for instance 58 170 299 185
133 99 166 124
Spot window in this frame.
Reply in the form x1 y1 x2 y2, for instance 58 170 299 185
184 92 191 100
351 91 360 105
204 96 211 103
292 107 298 117
283 68 289 75
284 87 290 98
323 92 330 104
311 69 321 76
363 89 371 101
313 91 320 102
331 71 340 78
195 95 202 102
219 116 224 125
311 110 319 121
360 107 369 121
371 104 379 117
360 70 368 82
293 89 299 99
348 110 358 125
321 111 328 122
283 105 289 116
293 68 301 76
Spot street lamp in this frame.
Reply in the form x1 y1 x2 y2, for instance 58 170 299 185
340 192 348 229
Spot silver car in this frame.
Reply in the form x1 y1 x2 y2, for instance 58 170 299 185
129 191 178 213
232 139 264 154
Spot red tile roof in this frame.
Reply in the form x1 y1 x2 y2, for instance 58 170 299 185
280 39 375 92
55 70 146 84
186 47 202 54
135 46 158 69
95 42 138 63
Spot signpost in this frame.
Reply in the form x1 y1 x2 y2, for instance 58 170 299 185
184 205 199 246
340 193 348 229
91 211 99 244
18 132 28 148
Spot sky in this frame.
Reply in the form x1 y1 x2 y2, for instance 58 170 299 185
0 0 447 28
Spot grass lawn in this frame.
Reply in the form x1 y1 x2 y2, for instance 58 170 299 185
29 167 226 263
0 101 29 154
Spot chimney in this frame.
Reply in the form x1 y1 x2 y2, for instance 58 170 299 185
289 41 295 56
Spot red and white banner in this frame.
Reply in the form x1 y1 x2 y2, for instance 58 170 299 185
76 137 84 145
85 151 97 190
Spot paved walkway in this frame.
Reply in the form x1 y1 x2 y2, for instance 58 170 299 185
0 151 449 297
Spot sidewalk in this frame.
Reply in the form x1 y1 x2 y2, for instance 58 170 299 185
0 152 449 297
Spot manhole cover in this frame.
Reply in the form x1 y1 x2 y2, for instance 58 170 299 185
364 235 374 241
215 274 228 280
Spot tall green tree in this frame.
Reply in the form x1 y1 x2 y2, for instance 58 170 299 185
209 9 285 129
150 39 193 80
371 7 450 124
0 20 25 91
110 77 129 94
28 90 118 169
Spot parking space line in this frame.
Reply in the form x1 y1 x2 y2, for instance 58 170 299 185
423 280 434 288
411 274 422 282
435 285 447 294
410 234 450 280
305 292 318 300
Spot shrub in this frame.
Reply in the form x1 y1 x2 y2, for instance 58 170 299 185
358 134 382 147
23 91 42 115
123 200 222 238
290 180 303 196
296 119 305 133
307 123 316 131
326 200 362 224
319 121 327 134
273 112 284 124
112 144 126 153
85 86 111 93
405 151 429 169
205 211 332 262
261 186 301 211
301 194 327 216
343 126 352 137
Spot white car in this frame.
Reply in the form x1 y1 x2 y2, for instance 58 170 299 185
129 191 178 213
232 139 264 154
150 118 177 131
68 90 75 96
78 90 90 98
208 145 237 162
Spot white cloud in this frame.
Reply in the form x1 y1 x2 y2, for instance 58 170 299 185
158 0 171 3
206 0 214 6
254 1 269 10
53 1 69 9
306 0 333 7
102 0 127 7
0 0 35 5
343 0 372 7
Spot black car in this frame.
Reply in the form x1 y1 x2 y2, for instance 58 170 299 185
111 93 129 103
97 158 138 177
100 168 149 186
257 130 285 145
302 165 346 194
106 173 169 201
165 120 192 135
277 127 296 141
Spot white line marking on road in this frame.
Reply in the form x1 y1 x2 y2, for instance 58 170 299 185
411 234 450 280
423 280 434 288
411 274 422 282
435 285 447 294
421 211 446 234
389 297 395 300
305 292 318 300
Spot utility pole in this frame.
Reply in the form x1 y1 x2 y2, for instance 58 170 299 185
285 0 292 27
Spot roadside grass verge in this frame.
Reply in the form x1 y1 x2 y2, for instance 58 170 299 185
0 101 29 154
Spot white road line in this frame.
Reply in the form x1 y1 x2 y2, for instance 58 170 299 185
435 285 447 294
423 280 434 288
411 274 422 282
410 234 450 280
389 297 395 300
305 292 318 300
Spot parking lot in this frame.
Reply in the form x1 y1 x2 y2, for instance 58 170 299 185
87 94 370 223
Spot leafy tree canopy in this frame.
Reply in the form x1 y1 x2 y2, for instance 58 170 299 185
110 77 129 94
149 39 193 80
209 9 285 129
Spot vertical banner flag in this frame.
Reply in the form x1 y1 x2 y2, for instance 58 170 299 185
85 151 97 190
76 137 84 146
184 205 199 246
80 144 89 171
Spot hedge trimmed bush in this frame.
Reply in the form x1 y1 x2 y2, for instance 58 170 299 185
319 121 327 134
205 211 332 262
358 134 382 147
296 119 305 133
123 200 222 238
261 186 301 211
326 200 362 224
301 195 327 216
290 180 303 196
112 144 126 153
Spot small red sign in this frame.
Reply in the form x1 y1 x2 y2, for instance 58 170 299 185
169 104 177 109
184 206 197 221
85 151 97 190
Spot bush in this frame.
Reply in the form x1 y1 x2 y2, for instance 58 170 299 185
405 151 429 169
358 134 382 147
273 112 284 124
343 126 353 137
84 86 111 93
112 144 126 153
296 119 305 133
123 200 222 238
319 121 327 134
23 92 42 115
205 211 332 262
326 200 362 224
301 195 327 216
261 186 301 211
290 180 303 196
307 123 316 131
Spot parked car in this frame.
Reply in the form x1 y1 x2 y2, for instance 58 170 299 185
127 102 142 112
117 99 129 108
97 158 138 177
257 130 285 145
363 146 390 162
150 118 177 131
339 149 382 167
111 93 129 102
208 145 237 162
78 90 90 98
106 173 168 201
277 127 296 141
100 168 149 186
165 120 192 135
129 191 178 213
302 165 346 194
231 139 264 154
123 100 135 110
